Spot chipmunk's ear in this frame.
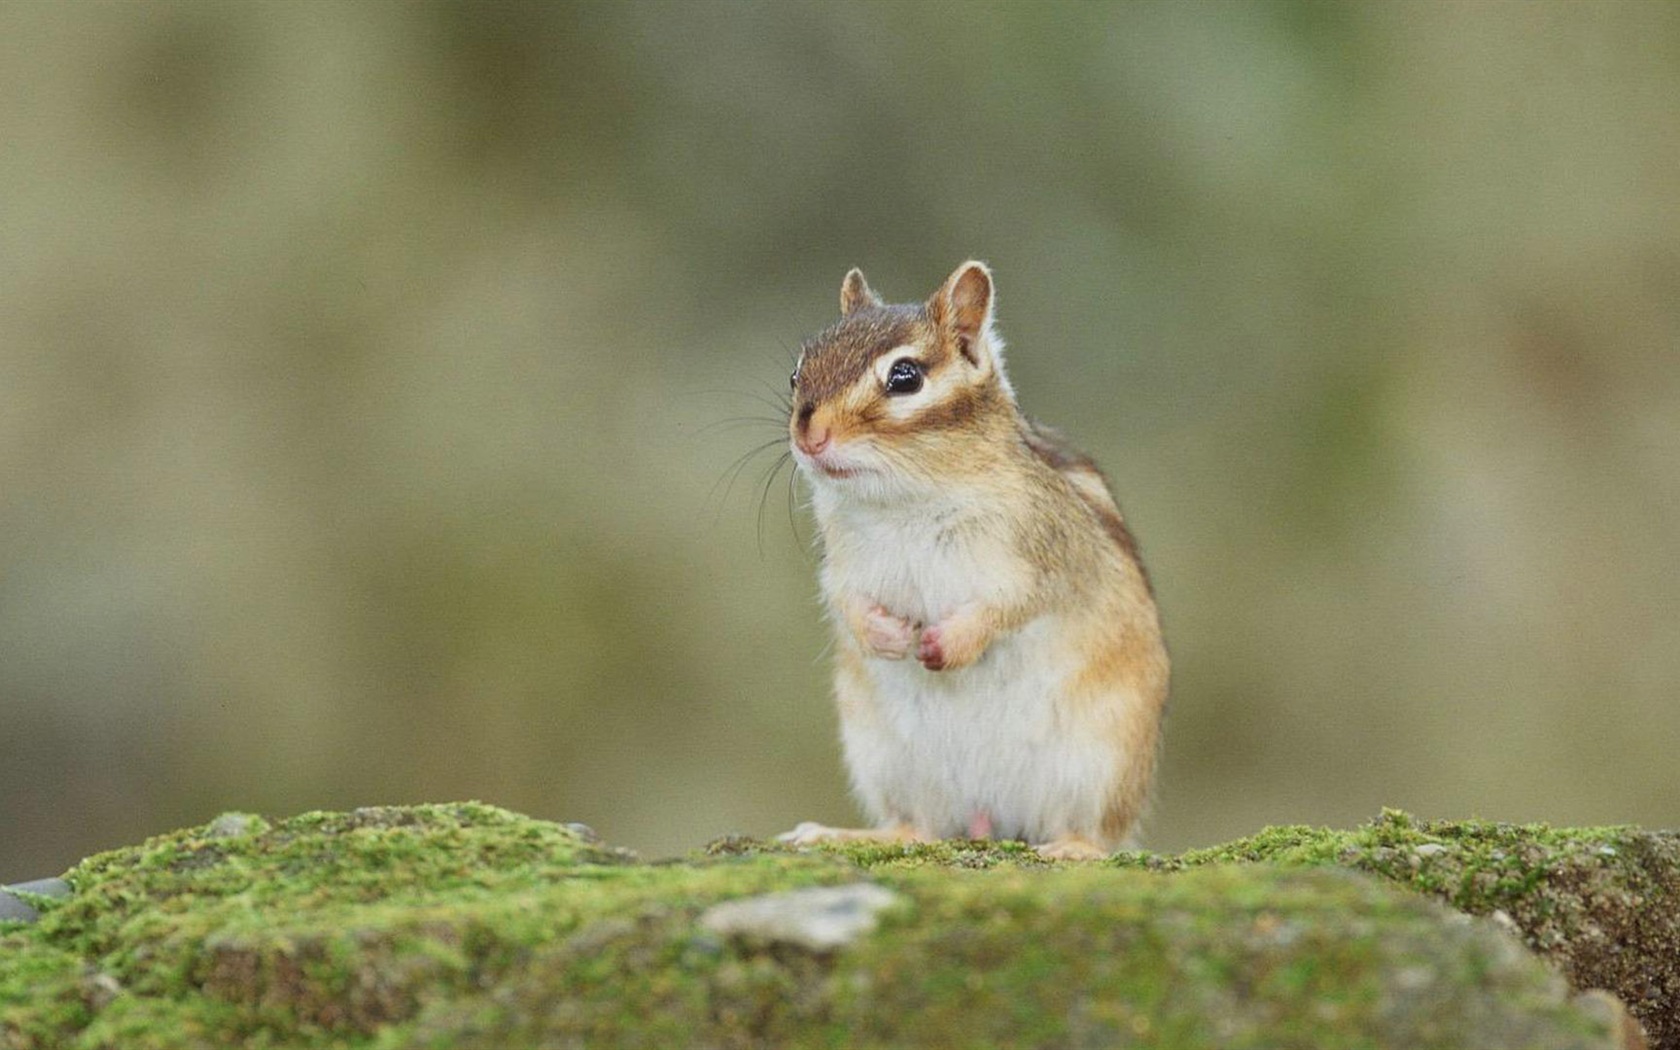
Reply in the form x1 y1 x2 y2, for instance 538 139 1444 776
840 268 882 316
930 260 998 369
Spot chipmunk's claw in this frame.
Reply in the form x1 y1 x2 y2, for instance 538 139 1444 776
918 612 989 671
917 627 947 670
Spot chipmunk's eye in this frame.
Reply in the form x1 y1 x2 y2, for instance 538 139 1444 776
790 366 798 391
885 358 923 395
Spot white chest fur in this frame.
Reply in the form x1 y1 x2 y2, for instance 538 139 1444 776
815 489 1020 626
812 487 1128 844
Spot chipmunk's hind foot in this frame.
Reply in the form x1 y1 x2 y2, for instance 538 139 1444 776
777 821 923 847
1034 835 1111 861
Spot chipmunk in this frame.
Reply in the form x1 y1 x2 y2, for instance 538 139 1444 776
776 261 1170 860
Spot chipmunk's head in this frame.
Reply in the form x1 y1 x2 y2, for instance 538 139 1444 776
790 261 1018 500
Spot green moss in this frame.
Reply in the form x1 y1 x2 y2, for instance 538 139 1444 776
1 804 1663 1050
705 834 1054 872
403 864 1611 1050
798 809 1676 1048
1161 810 1677 1049
0 937 93 1050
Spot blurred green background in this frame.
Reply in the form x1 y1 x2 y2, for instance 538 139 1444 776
3 0 1677 878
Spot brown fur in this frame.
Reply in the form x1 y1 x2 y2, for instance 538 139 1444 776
875 382 1006 437
793 306 933 412
1022 421 1155 597
1068 608 1170 844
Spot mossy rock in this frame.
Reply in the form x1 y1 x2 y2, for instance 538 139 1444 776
0 804 1665 1049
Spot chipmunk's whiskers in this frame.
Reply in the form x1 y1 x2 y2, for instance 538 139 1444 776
755 450 793 556
707 437 786 525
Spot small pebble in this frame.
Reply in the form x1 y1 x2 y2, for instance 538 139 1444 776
1414 843 1449 858
82 972 122 1010
1488 909 1522 936
205 813 264 839
700 883 902 952
564 822 601 843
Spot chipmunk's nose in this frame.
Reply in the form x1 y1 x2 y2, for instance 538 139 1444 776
794 402 831 456
796 423 831 457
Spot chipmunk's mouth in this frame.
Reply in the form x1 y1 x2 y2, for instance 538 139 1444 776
793 448 869 480
790 433 876 481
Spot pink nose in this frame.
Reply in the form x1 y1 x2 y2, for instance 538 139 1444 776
797 425 831 457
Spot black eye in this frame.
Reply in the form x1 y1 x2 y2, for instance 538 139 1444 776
885 358 923 395
790 366 798 391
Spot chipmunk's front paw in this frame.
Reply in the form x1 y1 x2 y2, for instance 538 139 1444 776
918 610 990 671
860 605 916 659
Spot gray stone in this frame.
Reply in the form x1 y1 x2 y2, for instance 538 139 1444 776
7 878 70 899
699 882 902 952
0 889 38 923
0 877 70 924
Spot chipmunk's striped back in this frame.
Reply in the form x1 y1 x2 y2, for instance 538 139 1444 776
1022 419 1154 597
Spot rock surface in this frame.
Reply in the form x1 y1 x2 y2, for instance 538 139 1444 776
0 894 35 926
0 880 69 926
0 803 1668 1049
